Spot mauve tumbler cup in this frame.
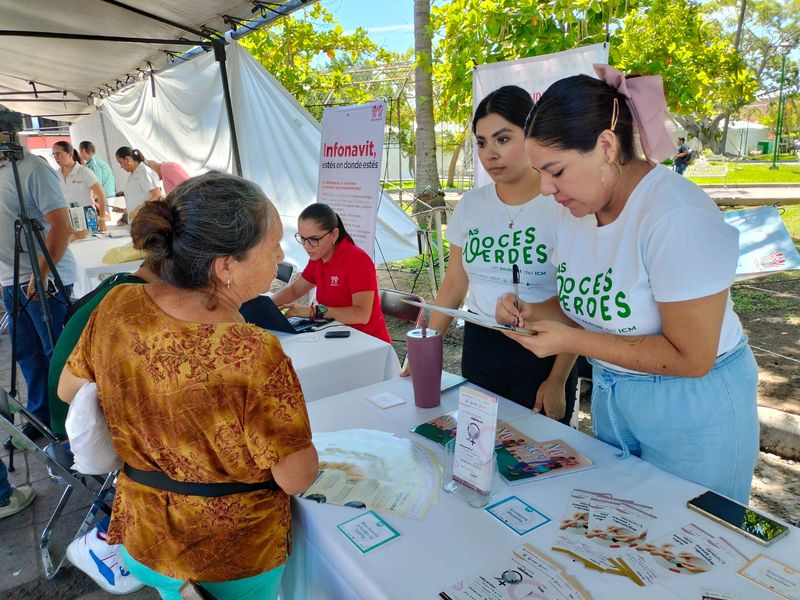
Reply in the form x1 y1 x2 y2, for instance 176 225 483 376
406 327 443 408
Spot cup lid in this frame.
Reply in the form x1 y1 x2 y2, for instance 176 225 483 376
407 327 440 339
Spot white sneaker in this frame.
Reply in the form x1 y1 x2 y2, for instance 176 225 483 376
66 527 145 595
0 486 36 519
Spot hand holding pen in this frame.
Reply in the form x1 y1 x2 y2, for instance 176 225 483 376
512 264 521 324
512 264 520 307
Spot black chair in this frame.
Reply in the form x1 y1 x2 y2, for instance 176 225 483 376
379 288 425 361
0 387 115 579
276 261 294 284
570 356 593 429
379 288 424 326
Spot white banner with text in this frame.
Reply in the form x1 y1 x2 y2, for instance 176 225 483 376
318 102 387 258
472 44 609 188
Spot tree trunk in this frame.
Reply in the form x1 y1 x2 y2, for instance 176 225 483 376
446 125 470 188
414 0 444 224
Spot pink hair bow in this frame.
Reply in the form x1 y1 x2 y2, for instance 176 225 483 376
593 64 675 163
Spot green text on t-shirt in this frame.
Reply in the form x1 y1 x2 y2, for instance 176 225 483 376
464 227 547 266
556 263 631 322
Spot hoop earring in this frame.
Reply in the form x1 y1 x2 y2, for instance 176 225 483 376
601 160 623 189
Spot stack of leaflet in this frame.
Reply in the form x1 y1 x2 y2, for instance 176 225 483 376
440 543 591 600
412 414 594 484
552 489 749 587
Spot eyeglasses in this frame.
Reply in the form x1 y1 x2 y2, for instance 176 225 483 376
295 229 333 247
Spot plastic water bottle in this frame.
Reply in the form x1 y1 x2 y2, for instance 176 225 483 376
84 206 98 234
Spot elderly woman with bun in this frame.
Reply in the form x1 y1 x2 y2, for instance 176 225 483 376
59 172 319 599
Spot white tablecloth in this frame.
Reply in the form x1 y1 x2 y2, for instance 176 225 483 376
67 234 143 298
277 327 401 402
282 377 800 600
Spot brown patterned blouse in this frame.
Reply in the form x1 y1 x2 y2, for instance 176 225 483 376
66 284 313 582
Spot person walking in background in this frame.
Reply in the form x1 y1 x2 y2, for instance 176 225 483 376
52 141 107 232
114 147 161 217
78 141 116 201
272 203 391 343
496 66 758 504
59 173 318 599
144 159 190 194
403 86 577 424
674 136 690 175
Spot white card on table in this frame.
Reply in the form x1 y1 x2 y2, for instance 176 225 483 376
452 387 498 495
738 553 800 600
337 510 400 554
367 392 407 409
486 496 550 535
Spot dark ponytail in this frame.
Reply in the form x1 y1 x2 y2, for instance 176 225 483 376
525 74 636 164
115 146 146 164
298 203 353 246
53 140 83 165
473 85 533 133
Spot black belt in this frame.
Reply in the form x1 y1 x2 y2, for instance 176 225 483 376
123 464 280 497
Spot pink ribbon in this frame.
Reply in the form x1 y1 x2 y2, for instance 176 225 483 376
593 64 675 163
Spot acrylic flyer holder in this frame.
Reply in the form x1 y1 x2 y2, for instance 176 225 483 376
442 439 498 508
442 387 499 509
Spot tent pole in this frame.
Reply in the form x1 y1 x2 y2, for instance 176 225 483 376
213 41 243 177
98 107 113 165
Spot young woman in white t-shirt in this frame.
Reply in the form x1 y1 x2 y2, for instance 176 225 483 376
496 67 758 503
52 140 107 232
404 86 577 425
115 146 161 217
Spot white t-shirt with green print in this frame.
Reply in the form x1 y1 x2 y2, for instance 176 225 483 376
446 183 564 318
550 165 743 373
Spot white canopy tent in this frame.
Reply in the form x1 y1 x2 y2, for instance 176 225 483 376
725 120 770 156
70 42 419 266
0 1 311 120
1 0 419 265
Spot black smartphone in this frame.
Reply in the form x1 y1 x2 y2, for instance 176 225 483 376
687 490 789 546
324 330 351 338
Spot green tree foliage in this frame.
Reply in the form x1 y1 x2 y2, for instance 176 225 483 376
431 0 637 185
704 0 799 95
704 0 799 142
432 0 637 132
240 4 390 120
615 0 758 150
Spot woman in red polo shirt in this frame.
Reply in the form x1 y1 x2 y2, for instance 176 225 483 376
272 203 391 343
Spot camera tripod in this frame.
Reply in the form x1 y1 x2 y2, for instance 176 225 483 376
0 141 72 469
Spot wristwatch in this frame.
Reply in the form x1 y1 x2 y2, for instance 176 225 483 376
315 304 328 320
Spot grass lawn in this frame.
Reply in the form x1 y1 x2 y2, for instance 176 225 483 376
781 203 800 242
729 203 800 315
689 163 800 185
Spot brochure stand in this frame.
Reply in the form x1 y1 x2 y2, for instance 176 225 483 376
442 438 498 509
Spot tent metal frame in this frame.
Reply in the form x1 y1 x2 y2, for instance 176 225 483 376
1 0 318 176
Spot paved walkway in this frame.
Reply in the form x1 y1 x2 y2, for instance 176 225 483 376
387 183 800 208
703 183 800 206
0 332 156 599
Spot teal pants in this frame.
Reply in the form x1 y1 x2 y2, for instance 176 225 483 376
119 546 284 600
